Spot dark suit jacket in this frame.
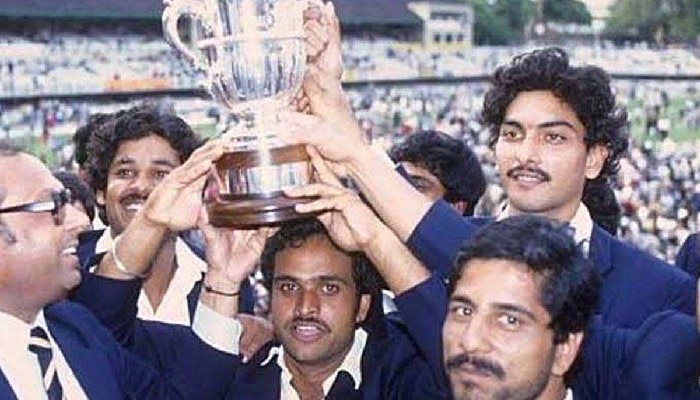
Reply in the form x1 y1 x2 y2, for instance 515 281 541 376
0 300 237 400
573 311 700 399
676 233 700 279
407 200 697 329
74 272 450 400
77 228 255 315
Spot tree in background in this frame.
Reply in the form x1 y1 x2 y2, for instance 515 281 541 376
605 0 700 44
543 0 591 25
472 0 592 45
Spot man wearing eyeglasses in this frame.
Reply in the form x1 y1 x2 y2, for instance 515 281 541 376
0 142 240 399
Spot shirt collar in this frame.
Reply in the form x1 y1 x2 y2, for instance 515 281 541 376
261 329 367 392
94 226 113 254
497 203 594 250
564 388 574 400
0 309 32 351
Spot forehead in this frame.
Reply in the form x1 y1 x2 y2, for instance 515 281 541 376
504 90 585 134
453 259 549 320
111 134 180 166
0 154 61 205
274 234 355 283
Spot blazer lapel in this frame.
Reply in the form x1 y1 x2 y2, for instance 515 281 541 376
0 371 18 400
46 308 122 400
326 370 361 400
231 361 283 399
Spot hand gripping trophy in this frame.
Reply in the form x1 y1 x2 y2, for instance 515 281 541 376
163 0 320 227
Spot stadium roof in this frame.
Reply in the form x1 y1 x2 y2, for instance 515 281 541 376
0 0 428 26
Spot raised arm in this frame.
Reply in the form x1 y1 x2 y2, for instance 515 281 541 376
95 139 224 280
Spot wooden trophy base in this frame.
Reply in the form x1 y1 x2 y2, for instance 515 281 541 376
206 192 314 228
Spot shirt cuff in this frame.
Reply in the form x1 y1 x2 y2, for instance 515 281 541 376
192 302 243 355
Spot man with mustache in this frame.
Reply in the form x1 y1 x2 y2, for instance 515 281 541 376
194 217 448 399
76 198 450 398
0 142 241 399
77 106 256 323
442 215 700 399
287 176 699 399
282 46 696 330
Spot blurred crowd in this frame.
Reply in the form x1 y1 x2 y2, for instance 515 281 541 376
2 77 698 263
1 28 699 97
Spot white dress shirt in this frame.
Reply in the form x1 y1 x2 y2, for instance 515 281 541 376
498 203 594 256
0 310 87 400
194 303 366 399
96 227 207 326
564 388 574 400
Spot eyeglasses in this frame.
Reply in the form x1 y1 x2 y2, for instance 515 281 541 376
0 188 73 225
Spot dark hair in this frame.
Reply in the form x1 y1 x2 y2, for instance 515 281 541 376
85 105 202 192
482 47 629 190
260 218 379 297
53 171 96 222
389 130 486 216
582 179 620 235
449 215 600 344
72 113 114 168
0 141 21 157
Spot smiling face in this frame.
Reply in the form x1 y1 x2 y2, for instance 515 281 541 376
96 134 180 235
0 154 89 318
442 259 576 400
269 234 371 369
494 91 607 222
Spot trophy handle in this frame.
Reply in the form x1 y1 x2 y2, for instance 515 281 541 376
162 0 215 71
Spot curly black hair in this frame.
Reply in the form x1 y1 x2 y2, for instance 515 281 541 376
85 105 203 193
260 218 380 298
73 113 115 169
53 170 96 223
389 130 486 216
582 179 621 235
449 215 600 345
482 47 629 188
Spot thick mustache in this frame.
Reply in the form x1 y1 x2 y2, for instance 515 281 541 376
506 166 551 182
290 316 330 332
445 353 506 380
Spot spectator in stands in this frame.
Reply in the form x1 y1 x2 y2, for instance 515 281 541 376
388 130 486 216
53 170 95 227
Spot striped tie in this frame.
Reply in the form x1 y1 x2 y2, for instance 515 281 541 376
28 326 63 400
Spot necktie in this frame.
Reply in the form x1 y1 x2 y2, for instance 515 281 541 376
28 326 63 400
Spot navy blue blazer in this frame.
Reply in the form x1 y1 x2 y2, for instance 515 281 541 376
676 233 700 279
407 200 697 329
0 300 237 400
74 272 450 400
77 228 255 315
73 264 700 399
227 276 449 399
573 311 700 399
